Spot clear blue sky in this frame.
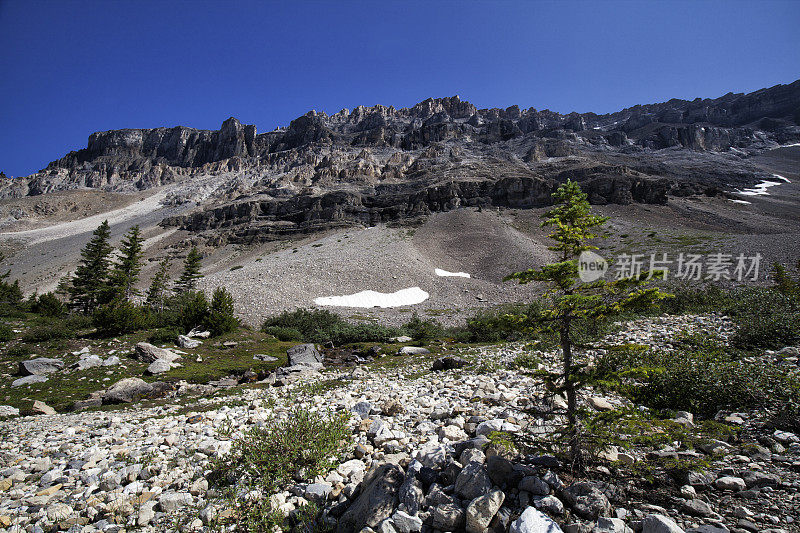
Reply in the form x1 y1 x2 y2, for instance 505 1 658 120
1 0 798 177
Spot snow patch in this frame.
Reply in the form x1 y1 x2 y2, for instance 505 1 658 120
435 268 471 278
314 287 429 308
728 199 752 205
771 142 800 149
734 175 791 197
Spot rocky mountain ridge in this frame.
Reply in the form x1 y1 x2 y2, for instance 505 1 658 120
2 80 799 244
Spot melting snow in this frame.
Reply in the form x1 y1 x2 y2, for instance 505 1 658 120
435 268 471 278
314 287 429 308
734 174 791 197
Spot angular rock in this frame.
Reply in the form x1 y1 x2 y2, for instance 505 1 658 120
337 463 404 533
18 358 64 376
398 346 429 356
134 342 181 363
287 343 323 365
562 482 611 520
177 335 202 349
714 476 746 491
0 405 20 417
392 510 422 533
147 359 173 374
455 461 492 500
31 400 56 415
510 506 564 533
642 514 684 533
466 489 505 533
432 503 465 531
432 357 470 371
102 378 154 403
12 375 48 387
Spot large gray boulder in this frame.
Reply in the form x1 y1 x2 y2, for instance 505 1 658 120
102 378 154 403
455 461 492 500
18 358 64 376
562 481 611 520
466 489 505 533
337 463 403 533
134 342 181 363
510 506 564 533
147 359 173 375
287 343 323 366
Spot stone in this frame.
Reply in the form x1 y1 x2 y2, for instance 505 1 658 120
134 342 181 363
455 461 493 500
562 482 611 520
535 495 565 514
682 498 714 517
595 517 630 533
399 476 424 515
466 489 505 533
383 399 405 416
11 374 48 387
510 507 564 533
0 405 20 417
390 336 413 343
18 357 64 376
337 463 404 533
103 355 121 366
177 335 202 349
305 482 333 503
158 492 193 513
31 400 56 415
432 503 465 531
392 510 423 533
415 441 449 468
519 476 550 495
147 359 173 374
714 476 746 491
485 454 515 486
102 378 154 403
641 514 684 533
589 397 615 411
475 419 520 436
188 328 211 338
253 354 278 362
432 357 470 371
74 354 103 370
287 343 323 365
398 346 429 355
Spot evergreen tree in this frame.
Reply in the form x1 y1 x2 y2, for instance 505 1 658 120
145 257 172 312
174 247 203 294
0 251 23 306
505 180 669 470
108 225 145 301
69 220 113 313
206 286 238 336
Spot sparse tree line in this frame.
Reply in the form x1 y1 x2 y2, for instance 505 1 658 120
1 220 238 338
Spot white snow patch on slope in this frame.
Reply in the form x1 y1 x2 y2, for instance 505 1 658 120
435 268 471 278
314 287 429 308
734 175 791 197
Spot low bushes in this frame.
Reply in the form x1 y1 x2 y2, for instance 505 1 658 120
21 321 73 343
261 308 400 345
212 408 349 530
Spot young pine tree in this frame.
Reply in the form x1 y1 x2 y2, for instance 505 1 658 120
145 257 172 312
174 248 203 294
108 225 145 301
505 180 669 470
206 286 238 336
69 220 114 313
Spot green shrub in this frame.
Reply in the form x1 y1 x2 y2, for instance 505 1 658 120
212 408 349 530
21 321 73 342
0 322 13 342
147 327 180 345
725 288 800 349
263 326 303 342
205 287 238 337
460 303 546 343
32 292 66 318
64 313 94 332
173 290 209 333
93 301 151 336
261 308 399 345
403 313 444 343
7 343 33 357
594 336 800 418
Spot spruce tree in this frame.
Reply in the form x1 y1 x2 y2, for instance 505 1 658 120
206 286 238 336
505 180 669 470
108 225 145 301
174 247 203 294
69 220 113 313
145 257 172 312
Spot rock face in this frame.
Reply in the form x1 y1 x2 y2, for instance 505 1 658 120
134 343 181 363
3 82 798 243
101 378 154 404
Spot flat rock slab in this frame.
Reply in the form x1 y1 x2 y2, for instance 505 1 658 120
287 343 323 366
12 375 48 387
18 358 64 376
102 378 154 403
398 346 429 356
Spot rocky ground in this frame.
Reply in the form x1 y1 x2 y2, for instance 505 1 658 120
1 314 797 533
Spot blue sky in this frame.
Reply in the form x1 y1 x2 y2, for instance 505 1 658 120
1 0 798 177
